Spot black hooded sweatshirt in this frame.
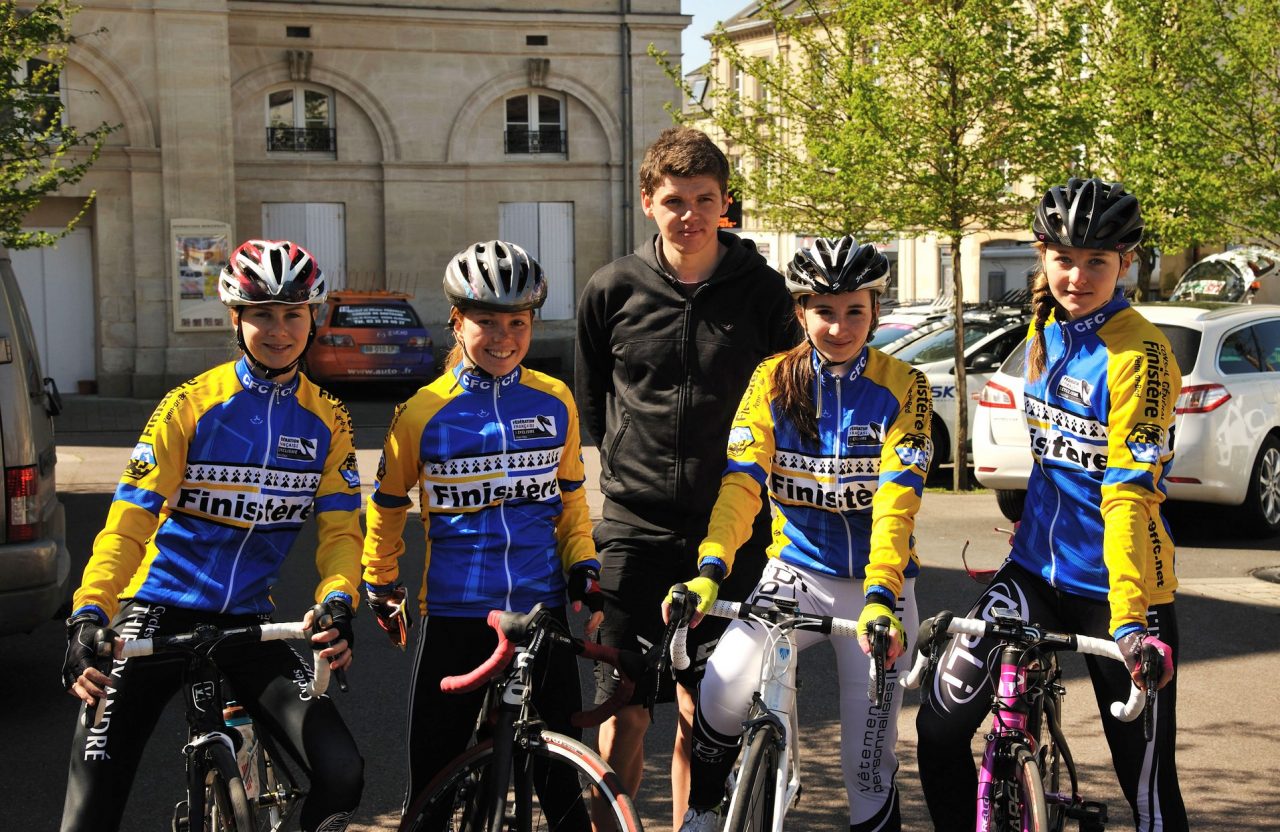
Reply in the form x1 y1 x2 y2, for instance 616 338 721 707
575 230 801 536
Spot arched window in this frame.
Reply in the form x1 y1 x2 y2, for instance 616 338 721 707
505 92 565 155
266 85 335 152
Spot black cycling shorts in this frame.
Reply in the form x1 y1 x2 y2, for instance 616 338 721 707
591 516 769 707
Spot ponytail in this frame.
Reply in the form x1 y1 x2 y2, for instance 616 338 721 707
771 340 820 445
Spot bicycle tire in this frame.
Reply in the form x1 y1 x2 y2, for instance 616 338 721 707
400 730 640 832
1014 743 1050 832
1036 712 1066 832
204 743 258 832
722 723 782 832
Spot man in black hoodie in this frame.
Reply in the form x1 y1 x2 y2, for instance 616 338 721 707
575 126 800 826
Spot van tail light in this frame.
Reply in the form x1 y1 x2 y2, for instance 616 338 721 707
407 336 431 348
978 381 1017 409
1175 384 1231 414
317 334 355 347
5 465 39 542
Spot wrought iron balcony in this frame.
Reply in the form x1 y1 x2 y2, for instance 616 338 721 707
267 126 337 153
504 128 567 155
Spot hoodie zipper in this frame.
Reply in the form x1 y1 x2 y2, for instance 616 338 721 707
220 383 276 613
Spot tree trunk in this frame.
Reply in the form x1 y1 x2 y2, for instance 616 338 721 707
1135 245 1158 300
951 236 970 491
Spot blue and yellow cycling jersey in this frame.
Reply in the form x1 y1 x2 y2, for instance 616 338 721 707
1010 293 1181 634
697 347 932 599
74 358 364 620
361 363 598 617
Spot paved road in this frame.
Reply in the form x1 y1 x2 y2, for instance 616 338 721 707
7 394 1279 830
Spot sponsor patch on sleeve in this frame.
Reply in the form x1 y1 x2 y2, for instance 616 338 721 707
1125 423 1165 464
339 452 361 489
123 442 157 479
894 432 933 469
727 426 756 458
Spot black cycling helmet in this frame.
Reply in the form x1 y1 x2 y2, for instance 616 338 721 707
786 236 890 299
443 240 547 313
218 239 327 307
1033 177 1144 254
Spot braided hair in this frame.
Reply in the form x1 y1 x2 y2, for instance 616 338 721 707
1026 244 1066 381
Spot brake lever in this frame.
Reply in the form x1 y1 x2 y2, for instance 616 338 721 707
867 617 891 710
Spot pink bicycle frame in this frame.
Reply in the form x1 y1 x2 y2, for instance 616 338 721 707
975 648 1046 832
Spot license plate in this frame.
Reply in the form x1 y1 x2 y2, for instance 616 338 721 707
361 344 400 354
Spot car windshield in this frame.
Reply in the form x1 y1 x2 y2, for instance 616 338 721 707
890 321 1003 365
332 303 421 328
1170 261 1245 302
1153 324 1201 375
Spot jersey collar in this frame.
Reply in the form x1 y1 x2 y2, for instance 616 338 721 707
236 356 300 398
455 363 523 393
1062 291 1129 337
812 345 869 384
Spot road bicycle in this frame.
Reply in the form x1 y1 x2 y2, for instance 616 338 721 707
399 603 653 832
668 593 878 832
903 609 1156 832
87 610 338 831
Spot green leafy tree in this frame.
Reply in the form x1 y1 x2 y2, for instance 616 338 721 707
655 0 1089 489
1082 0 1280 292
1 0 115 250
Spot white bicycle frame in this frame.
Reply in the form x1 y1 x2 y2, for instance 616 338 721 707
672 598 862 832
721 613 801 832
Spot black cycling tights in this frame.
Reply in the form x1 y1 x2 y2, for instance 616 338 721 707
60 601 363 832
915 562 1188 832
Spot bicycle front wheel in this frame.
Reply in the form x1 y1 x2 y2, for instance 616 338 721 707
204 743 257 832
1014 743 1050 832
401 730 640 832
723 723 782 832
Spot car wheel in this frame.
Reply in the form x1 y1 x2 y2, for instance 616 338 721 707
995 489 1025 523
930 413 950 469
1242 434 1280 537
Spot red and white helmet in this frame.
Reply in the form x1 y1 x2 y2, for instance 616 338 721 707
218 239 327 307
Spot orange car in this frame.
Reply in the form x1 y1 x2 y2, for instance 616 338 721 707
306 291 436 386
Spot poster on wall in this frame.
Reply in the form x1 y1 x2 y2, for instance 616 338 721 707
171 219 232 332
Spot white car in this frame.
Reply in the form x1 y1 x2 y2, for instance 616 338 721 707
869 301 949 350
973 303 1280 535
882 308 1030 466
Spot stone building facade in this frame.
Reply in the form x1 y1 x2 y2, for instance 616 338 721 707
21 0 687 396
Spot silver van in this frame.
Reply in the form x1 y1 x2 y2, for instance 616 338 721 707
0 246 69 635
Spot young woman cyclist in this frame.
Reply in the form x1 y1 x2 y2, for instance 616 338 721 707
360 240 605 822
59 239 365 832
668 236 934 832
915 178 1189 831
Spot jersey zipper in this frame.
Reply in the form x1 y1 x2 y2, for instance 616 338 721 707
833 374 856 577
673 296 693 508
494 379 515 611
1042 325 1072 588
221 385 275 613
